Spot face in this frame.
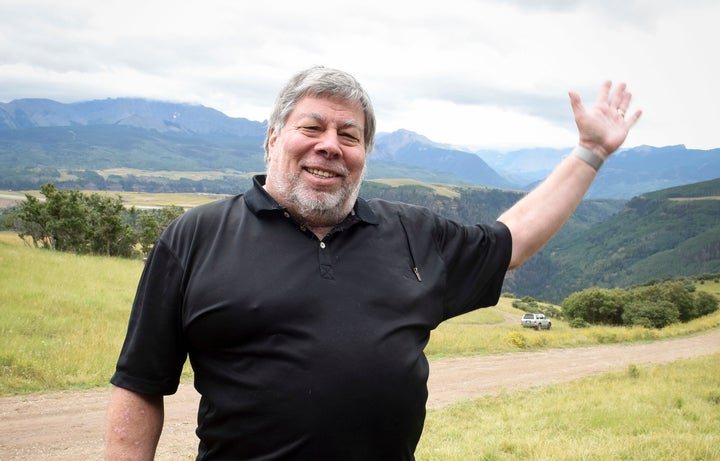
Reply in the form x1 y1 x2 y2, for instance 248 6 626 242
264 95 367 228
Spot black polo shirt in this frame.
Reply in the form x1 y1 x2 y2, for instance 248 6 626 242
112 175 512 461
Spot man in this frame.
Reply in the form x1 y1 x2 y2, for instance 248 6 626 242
106 66 641 460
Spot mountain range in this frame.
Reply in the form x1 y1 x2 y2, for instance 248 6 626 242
1 97 719 301
1 97 719 199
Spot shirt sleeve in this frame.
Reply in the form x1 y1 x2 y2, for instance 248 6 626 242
437 219 512 319
110 238 188 395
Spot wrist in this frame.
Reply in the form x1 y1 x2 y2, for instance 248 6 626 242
571 145 604 172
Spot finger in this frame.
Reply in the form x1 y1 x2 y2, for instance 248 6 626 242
595 81 612 107
609 82 627 110
618 91 632 113
568 90 585 116
625 109 642 128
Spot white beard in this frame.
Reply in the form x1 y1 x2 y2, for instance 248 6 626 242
273 167 365 228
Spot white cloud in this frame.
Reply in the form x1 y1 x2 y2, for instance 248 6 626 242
0 0 718 150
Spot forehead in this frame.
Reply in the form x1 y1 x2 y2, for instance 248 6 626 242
289 95 365 128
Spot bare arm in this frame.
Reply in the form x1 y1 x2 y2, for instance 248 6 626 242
106 385 164 461
498 81 642 269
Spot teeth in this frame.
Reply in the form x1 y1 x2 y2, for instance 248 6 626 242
307 168 337 178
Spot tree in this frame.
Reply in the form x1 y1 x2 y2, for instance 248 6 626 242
38 184 88 253
135 205 185 256
15 183 138 257
634 282 696 322
16 194 51 248
622 300 679 328
695 291 719 317
561 288 629 325
85 194 136 257
136 213 161 256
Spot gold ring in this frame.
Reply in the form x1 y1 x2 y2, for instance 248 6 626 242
617 108 625 118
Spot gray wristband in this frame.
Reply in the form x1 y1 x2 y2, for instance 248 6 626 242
572 145 604 171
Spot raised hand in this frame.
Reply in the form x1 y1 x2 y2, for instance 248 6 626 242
569 81 642 159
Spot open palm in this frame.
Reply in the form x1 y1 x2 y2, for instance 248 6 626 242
569 81 642 158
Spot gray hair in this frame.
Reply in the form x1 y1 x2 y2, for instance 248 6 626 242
263 66 376 159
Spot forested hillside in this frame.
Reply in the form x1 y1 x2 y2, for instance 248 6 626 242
509 178 720 302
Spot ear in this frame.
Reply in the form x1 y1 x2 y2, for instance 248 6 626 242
268 126 279 151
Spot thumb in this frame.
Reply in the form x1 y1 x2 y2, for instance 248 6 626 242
568 91 585 117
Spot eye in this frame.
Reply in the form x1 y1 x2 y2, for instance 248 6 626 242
298 125 321 134
339 130 361 145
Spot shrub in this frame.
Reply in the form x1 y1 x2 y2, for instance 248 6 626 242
633 282 696 322
507 331 528 349
695 291 719 317
622 300 679 329
562 288 629 325
627 364 640 378
512 297 561 319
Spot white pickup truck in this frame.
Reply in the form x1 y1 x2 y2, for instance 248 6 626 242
521 313 552 330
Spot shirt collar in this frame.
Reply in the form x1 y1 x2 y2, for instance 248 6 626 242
245 175 379 226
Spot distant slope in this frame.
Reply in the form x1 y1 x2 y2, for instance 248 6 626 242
481 144 720 199
0 125 266 171
371 130 512 189
0 97 266 136
508 178 720 302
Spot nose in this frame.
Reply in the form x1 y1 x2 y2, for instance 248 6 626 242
314 130 343 158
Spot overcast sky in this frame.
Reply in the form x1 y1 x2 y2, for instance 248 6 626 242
1 0 718 151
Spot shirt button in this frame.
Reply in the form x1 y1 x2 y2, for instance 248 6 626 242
320 242 326 249
283 212 290 218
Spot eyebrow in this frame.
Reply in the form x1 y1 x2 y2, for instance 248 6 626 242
299 112 363 131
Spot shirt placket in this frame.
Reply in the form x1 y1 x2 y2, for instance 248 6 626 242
318 240 334 280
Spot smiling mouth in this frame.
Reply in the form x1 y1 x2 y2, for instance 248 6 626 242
305 167 340 179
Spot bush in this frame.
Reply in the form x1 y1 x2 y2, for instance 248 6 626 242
512 296 561 319
507 331 528 349
562 288 629 325
562 280 718 329
634 282 696 322
695 291 719 317
622 300 680 328
569 317 590 328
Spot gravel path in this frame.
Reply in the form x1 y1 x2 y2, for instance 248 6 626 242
2 329 719 460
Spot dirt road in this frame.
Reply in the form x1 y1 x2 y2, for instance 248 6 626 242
2 329 719 460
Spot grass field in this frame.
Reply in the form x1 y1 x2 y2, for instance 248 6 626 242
0 232 145 394
366 178 463 198
417 354 720 460
0 188 227 209
97 167 256 181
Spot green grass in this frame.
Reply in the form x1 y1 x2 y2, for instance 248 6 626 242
417 354 720 460
0 232 145 394
698 278 720 296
